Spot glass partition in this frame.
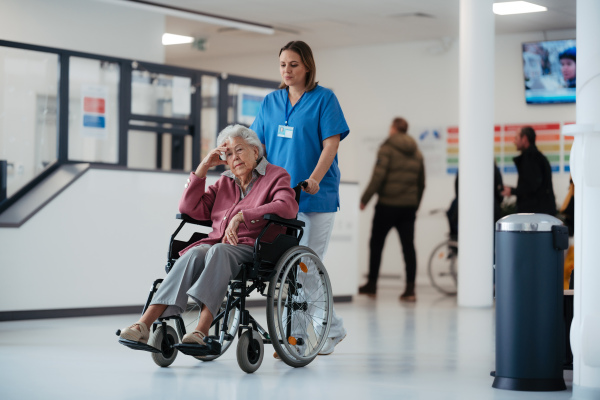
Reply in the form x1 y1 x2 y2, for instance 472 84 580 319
131 71 191 119
201 75 219 162
127 130 193 172
127 130 157 170
0 47 58 198
68 57 120 163
227 83 272 126
0 39 278 212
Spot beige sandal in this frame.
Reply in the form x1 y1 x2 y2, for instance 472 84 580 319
119 322 150 344
182 330 206 345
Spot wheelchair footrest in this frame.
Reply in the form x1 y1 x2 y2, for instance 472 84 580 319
174 337 221 356
118 338 161 353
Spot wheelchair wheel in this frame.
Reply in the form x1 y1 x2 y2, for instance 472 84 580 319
149 325 179 367
266 246 333 368
236 330 264 373
427 240 458 295
181 298 240 362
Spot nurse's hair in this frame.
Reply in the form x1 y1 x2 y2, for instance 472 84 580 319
279 41 318 91
217 124 264 158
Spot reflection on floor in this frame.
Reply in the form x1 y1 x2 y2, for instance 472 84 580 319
0 282 572 400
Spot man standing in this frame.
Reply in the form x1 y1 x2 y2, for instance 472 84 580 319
502 126 556 215
358 117 425 301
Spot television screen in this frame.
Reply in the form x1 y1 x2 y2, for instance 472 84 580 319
522 39 576 104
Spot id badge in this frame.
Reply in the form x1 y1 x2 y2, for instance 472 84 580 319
278 125 294 139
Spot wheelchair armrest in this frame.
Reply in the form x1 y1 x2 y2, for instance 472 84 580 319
263 214 305 229
176 213 212 227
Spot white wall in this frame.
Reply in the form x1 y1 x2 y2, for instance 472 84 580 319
0 169 358 312
0 0 165 63
180 30 575 287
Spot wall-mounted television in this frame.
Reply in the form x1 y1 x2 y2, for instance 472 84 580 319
522 39 576 104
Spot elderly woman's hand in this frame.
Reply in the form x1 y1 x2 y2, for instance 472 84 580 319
194 146 228 178
222 212 244 246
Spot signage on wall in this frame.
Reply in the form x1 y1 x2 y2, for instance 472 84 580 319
445 126 459 174
446 123 568 175
81 85 108 139
503 123 561 173
563 122 575 172
445 125 501 175
414 127 446 177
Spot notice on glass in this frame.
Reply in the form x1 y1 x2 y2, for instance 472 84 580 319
81 85 108 140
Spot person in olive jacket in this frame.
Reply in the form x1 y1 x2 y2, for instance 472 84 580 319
501 126 556 216
358 117 425 301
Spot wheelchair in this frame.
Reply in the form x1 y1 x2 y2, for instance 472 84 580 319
117 183 333 373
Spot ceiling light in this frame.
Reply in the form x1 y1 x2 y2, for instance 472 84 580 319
162 33 194 46
493 1 548 15
96 0 274 35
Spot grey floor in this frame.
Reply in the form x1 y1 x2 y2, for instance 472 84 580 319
0 281 572 400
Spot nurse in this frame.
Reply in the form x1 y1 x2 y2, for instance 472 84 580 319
251 40 349 356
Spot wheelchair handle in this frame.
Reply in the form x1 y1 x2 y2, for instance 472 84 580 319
293 181 308 205
297 181 308 189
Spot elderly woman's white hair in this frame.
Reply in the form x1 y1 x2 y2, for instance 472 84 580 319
217 124 264 158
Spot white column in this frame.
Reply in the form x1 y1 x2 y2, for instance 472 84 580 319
457 0 495 307
563 0 600 398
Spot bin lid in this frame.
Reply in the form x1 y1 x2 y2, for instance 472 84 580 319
496 213 564 232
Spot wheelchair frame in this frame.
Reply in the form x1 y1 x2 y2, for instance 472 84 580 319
118 183 333 372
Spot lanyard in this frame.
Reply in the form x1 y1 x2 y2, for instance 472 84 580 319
284 90 305 126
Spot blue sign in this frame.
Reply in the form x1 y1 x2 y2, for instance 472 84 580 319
83 115 106 128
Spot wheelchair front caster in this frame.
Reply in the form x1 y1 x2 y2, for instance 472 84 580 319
149 325 179 367
236 330 264 373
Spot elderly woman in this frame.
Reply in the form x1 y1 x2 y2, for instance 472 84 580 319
119 124 298 346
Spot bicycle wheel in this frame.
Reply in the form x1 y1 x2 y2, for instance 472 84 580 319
428 240 458 295
266 245 332 368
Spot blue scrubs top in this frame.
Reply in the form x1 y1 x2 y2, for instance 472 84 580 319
251 85 350 213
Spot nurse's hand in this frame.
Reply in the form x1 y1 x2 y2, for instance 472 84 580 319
303 178 320 195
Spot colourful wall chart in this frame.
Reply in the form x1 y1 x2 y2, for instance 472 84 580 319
563 122 574 172
446 122 568 175
445 125 501 174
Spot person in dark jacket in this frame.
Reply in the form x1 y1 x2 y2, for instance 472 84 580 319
447 162 504 239
358 117 425 301
501 126 556 215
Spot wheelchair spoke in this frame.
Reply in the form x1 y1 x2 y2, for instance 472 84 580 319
267 246 333 366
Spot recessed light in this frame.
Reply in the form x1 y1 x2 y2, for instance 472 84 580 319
162 33 194 46
493 1 547 15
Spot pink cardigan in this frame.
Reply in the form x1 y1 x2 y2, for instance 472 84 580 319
178 164 298 254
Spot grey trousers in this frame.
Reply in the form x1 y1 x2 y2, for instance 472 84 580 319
150 243 253 319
